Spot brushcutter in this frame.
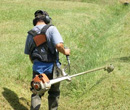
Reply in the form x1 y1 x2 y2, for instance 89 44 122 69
30 56 114 95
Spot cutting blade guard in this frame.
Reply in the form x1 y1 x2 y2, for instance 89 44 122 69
104 64 114 73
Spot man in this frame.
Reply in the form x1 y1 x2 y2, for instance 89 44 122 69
24 10 70 110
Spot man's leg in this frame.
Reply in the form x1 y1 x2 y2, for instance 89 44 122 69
31 72 42 110
30 94 41 110
48 83 60 110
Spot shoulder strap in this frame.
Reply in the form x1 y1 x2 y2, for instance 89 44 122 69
27 24 53 36
28 30 37 36
41 24 53 34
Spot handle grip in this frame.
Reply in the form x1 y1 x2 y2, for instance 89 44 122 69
66 55 70 64
64 47 70 64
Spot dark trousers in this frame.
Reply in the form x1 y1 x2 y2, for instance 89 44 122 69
31 72 60 110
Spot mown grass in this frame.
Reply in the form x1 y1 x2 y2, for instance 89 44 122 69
0 0 130 110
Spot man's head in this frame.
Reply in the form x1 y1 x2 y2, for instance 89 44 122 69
33 10 51 26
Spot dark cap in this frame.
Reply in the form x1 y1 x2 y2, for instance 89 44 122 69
34 10 49 17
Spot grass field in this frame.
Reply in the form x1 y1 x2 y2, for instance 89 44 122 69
0 0 130 110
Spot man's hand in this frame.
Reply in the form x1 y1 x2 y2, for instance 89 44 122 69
56 43 70 55
64 48 70 56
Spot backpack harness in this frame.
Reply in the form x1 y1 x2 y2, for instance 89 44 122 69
28 24 57 63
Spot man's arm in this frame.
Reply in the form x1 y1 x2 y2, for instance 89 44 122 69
56 43 70 55
48 26 70 55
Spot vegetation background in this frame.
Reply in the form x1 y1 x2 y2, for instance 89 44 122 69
0 0 130 110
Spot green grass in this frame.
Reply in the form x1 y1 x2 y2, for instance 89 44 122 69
0 0 130 110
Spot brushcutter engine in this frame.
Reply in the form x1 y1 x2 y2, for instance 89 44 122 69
30 74 51 95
